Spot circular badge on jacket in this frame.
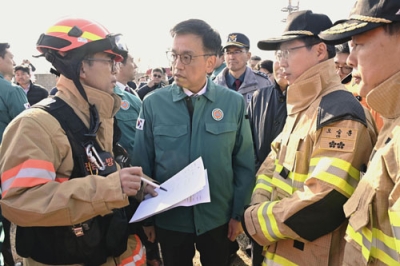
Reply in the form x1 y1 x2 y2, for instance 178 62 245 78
121 100 130 110
212 108 224 121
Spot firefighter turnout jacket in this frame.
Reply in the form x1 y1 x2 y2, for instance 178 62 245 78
243 59 378 265
342 71 400 265
0 76 145 266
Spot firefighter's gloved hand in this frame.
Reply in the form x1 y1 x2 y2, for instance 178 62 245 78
119 167 142 196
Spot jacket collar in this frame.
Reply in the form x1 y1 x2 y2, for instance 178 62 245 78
286 58 342 115
366 70 400 119
171 77 217 103
56 76 121 122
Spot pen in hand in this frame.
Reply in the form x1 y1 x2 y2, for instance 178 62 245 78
141 177 167 192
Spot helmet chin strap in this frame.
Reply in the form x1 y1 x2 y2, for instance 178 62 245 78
45 50 101 137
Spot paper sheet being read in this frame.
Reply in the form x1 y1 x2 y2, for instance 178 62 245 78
130 157 210 223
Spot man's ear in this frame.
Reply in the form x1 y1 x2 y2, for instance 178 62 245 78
316 42 328 61
206 55 217 74
80 62 86 78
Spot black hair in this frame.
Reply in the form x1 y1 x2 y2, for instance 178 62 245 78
335 42 350 54
0 43 10 58
259 60 273 73
216 46 224 57
383 21 400 35
14 65 30 74
152 67 164 74
251 55 261 61
300 36 335 59
170 19 221 55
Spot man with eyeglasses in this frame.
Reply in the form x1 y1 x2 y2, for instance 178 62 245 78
334 42 353 84
0 17 158 266
214 33 272 109
132 19 255 266
242 10 378 265
136 67 166 100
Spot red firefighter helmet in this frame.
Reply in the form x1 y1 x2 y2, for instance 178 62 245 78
36 17 127 62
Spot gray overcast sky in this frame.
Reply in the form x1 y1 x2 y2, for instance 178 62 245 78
2 0 355 73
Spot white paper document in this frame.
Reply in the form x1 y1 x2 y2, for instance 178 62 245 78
130 157 210 223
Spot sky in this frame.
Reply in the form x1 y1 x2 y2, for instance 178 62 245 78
1 0 355 74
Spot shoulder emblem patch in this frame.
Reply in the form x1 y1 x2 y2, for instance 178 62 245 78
319 126 357 152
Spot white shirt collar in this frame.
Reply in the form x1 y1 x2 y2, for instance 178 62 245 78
182 79 207 97
116 81 127 90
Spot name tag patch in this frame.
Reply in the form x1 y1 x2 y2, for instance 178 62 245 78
319 127 357 152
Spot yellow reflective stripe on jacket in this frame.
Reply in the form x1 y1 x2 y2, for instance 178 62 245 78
272 163 308 195
346 224 371 263
389 210 400 254
265 251 297 266
254 174 273 193
309 157 359 197
347 223 399 265
258 201 285 242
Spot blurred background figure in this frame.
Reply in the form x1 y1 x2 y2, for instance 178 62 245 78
334 42 352 84
214 33 272 109
14 65 48 105
209 46 226 80
136 67 166 100
257 59 273 80
248 55 261 70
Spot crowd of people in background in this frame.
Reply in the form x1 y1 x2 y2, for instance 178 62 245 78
0 0 399 265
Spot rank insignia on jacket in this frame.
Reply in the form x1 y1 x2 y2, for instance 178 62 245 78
136 118 145 130
319 127 357 152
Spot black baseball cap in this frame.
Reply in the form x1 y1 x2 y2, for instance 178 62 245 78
258 10 333 51
223 33 250 50
319 0 400 44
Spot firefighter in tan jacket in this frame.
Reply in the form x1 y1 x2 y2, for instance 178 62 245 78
243 10 378 265
319 0 400 265
0 18 156 266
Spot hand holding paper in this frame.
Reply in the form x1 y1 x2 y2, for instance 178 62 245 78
130 157 210 223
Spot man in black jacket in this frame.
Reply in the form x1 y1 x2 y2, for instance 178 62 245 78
14 65 48 105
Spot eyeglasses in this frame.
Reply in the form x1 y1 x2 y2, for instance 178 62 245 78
224 50 246 56
166 51 214 65
84 58 117 72
153 74 162 78
335 65 353 75
275 44 312 61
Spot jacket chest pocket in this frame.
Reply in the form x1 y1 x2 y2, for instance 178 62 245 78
154 125 188 151
278 134 306 175
272 134 306 197
205 122 237 150
344 180 375 231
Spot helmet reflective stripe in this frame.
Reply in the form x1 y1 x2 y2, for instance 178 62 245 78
47 25 103 42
